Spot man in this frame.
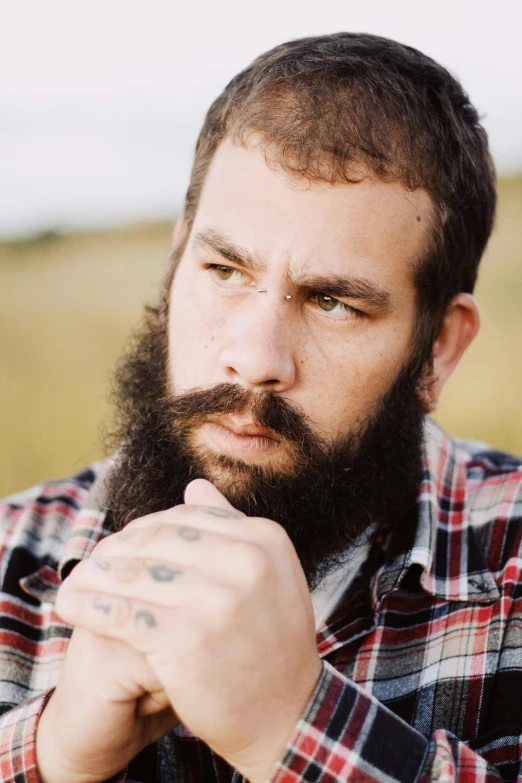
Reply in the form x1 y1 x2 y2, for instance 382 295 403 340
0 30 520 783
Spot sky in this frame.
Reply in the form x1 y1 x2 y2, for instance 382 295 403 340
1 0 521 237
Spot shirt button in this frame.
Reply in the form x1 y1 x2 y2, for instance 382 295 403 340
469 578 489 592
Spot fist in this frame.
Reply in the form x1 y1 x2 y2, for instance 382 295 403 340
56 479 322 783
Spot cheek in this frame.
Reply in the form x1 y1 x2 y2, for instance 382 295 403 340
296 325 412 438
167 274 226 390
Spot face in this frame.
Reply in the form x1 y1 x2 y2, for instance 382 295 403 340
168 138 432 485
106 139 433 586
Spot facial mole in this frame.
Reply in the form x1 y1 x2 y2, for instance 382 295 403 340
416 215 421 222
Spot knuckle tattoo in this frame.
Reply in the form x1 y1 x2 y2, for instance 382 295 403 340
134 609 158 629
146 563 182 582
178 526 201 542
203 506 240 519
93 558 111 571
117 530 134 542
92 595 112 615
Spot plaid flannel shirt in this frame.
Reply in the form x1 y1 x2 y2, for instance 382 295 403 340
0 418 521 783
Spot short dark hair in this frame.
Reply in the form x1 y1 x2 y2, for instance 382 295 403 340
175 32 496 366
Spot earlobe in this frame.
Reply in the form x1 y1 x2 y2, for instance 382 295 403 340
428 293 480 408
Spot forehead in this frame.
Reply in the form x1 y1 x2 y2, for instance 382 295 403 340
192 138 434 288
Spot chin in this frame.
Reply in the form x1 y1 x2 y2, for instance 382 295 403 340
190 430 297 479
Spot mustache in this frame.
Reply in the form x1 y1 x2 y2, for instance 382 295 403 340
166 383 324 459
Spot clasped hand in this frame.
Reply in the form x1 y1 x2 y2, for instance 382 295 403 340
55 478 322 783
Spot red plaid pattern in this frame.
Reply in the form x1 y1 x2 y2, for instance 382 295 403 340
0 420 521 783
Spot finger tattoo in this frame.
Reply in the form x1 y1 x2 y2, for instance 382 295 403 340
178 526 201 542
146 564 182 582
135 609 157 628
93 558 111 571
117 530 135 541
203 507 241 519
92 595 112 615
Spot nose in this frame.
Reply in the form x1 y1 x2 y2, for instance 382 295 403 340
219 295 297 392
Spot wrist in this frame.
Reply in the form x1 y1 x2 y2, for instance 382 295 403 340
36 690 98 783
233 658 323 783
36 691 68 783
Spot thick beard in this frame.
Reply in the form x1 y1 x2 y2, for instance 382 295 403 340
105 303 427 589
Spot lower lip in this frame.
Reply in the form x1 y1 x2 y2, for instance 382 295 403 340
203 422 282 460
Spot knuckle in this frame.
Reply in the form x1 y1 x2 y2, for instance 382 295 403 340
113 557 145 582
112 596 132 627
126 522 165 549
61 558 93 592
91 535 112 556
193 583 237 630
231 541 271 588
208 583 237 618
256 517 290 549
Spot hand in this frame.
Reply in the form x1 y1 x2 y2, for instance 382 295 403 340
55 479 322 783
36 622 178 783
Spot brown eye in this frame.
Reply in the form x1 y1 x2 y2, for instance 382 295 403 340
210 265 244 285
316 294 339 312
215 265 234 280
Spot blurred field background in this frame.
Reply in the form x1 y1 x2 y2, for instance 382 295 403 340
0 175 521 497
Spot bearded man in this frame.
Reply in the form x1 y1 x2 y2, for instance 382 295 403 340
0 31 521 783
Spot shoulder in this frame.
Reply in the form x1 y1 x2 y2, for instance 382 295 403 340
0 465 103 582
456 437 522 574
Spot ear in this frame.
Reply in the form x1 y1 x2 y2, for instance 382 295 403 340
426 293 480 411
171 215 185 248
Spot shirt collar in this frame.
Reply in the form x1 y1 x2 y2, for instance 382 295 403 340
57 468 112 581
18 464 112 604
373 417 500 607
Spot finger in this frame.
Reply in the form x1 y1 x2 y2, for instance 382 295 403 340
136 689 172 717
93 519 247 567
184 479 243 514
55 591 165 653
143 706 180 743
121 504 245 542
63 556 201 606
63 529 264 604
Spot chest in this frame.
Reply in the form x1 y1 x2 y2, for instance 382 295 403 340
326 587 513 743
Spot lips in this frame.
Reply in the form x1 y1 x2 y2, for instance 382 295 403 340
200 418 282 461
216 418 279 440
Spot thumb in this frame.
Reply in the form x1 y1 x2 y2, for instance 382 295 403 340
184 478 240 512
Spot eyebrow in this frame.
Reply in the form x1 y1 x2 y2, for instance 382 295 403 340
192 228 266 273
293 273 391 309
192 227 391 310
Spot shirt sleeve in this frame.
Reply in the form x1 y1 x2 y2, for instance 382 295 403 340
0 689 129 783
270 661 506 783
0 690 53 783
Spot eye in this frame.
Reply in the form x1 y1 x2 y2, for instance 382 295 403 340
312 293 365 319
209 265 245 284
316 294 340 312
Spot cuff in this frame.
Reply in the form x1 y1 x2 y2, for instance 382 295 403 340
271 661 428 783
0 689 54 783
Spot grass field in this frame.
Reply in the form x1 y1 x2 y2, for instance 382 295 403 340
1 178 521 497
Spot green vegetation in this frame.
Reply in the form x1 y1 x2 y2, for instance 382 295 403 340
1 178 521 497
